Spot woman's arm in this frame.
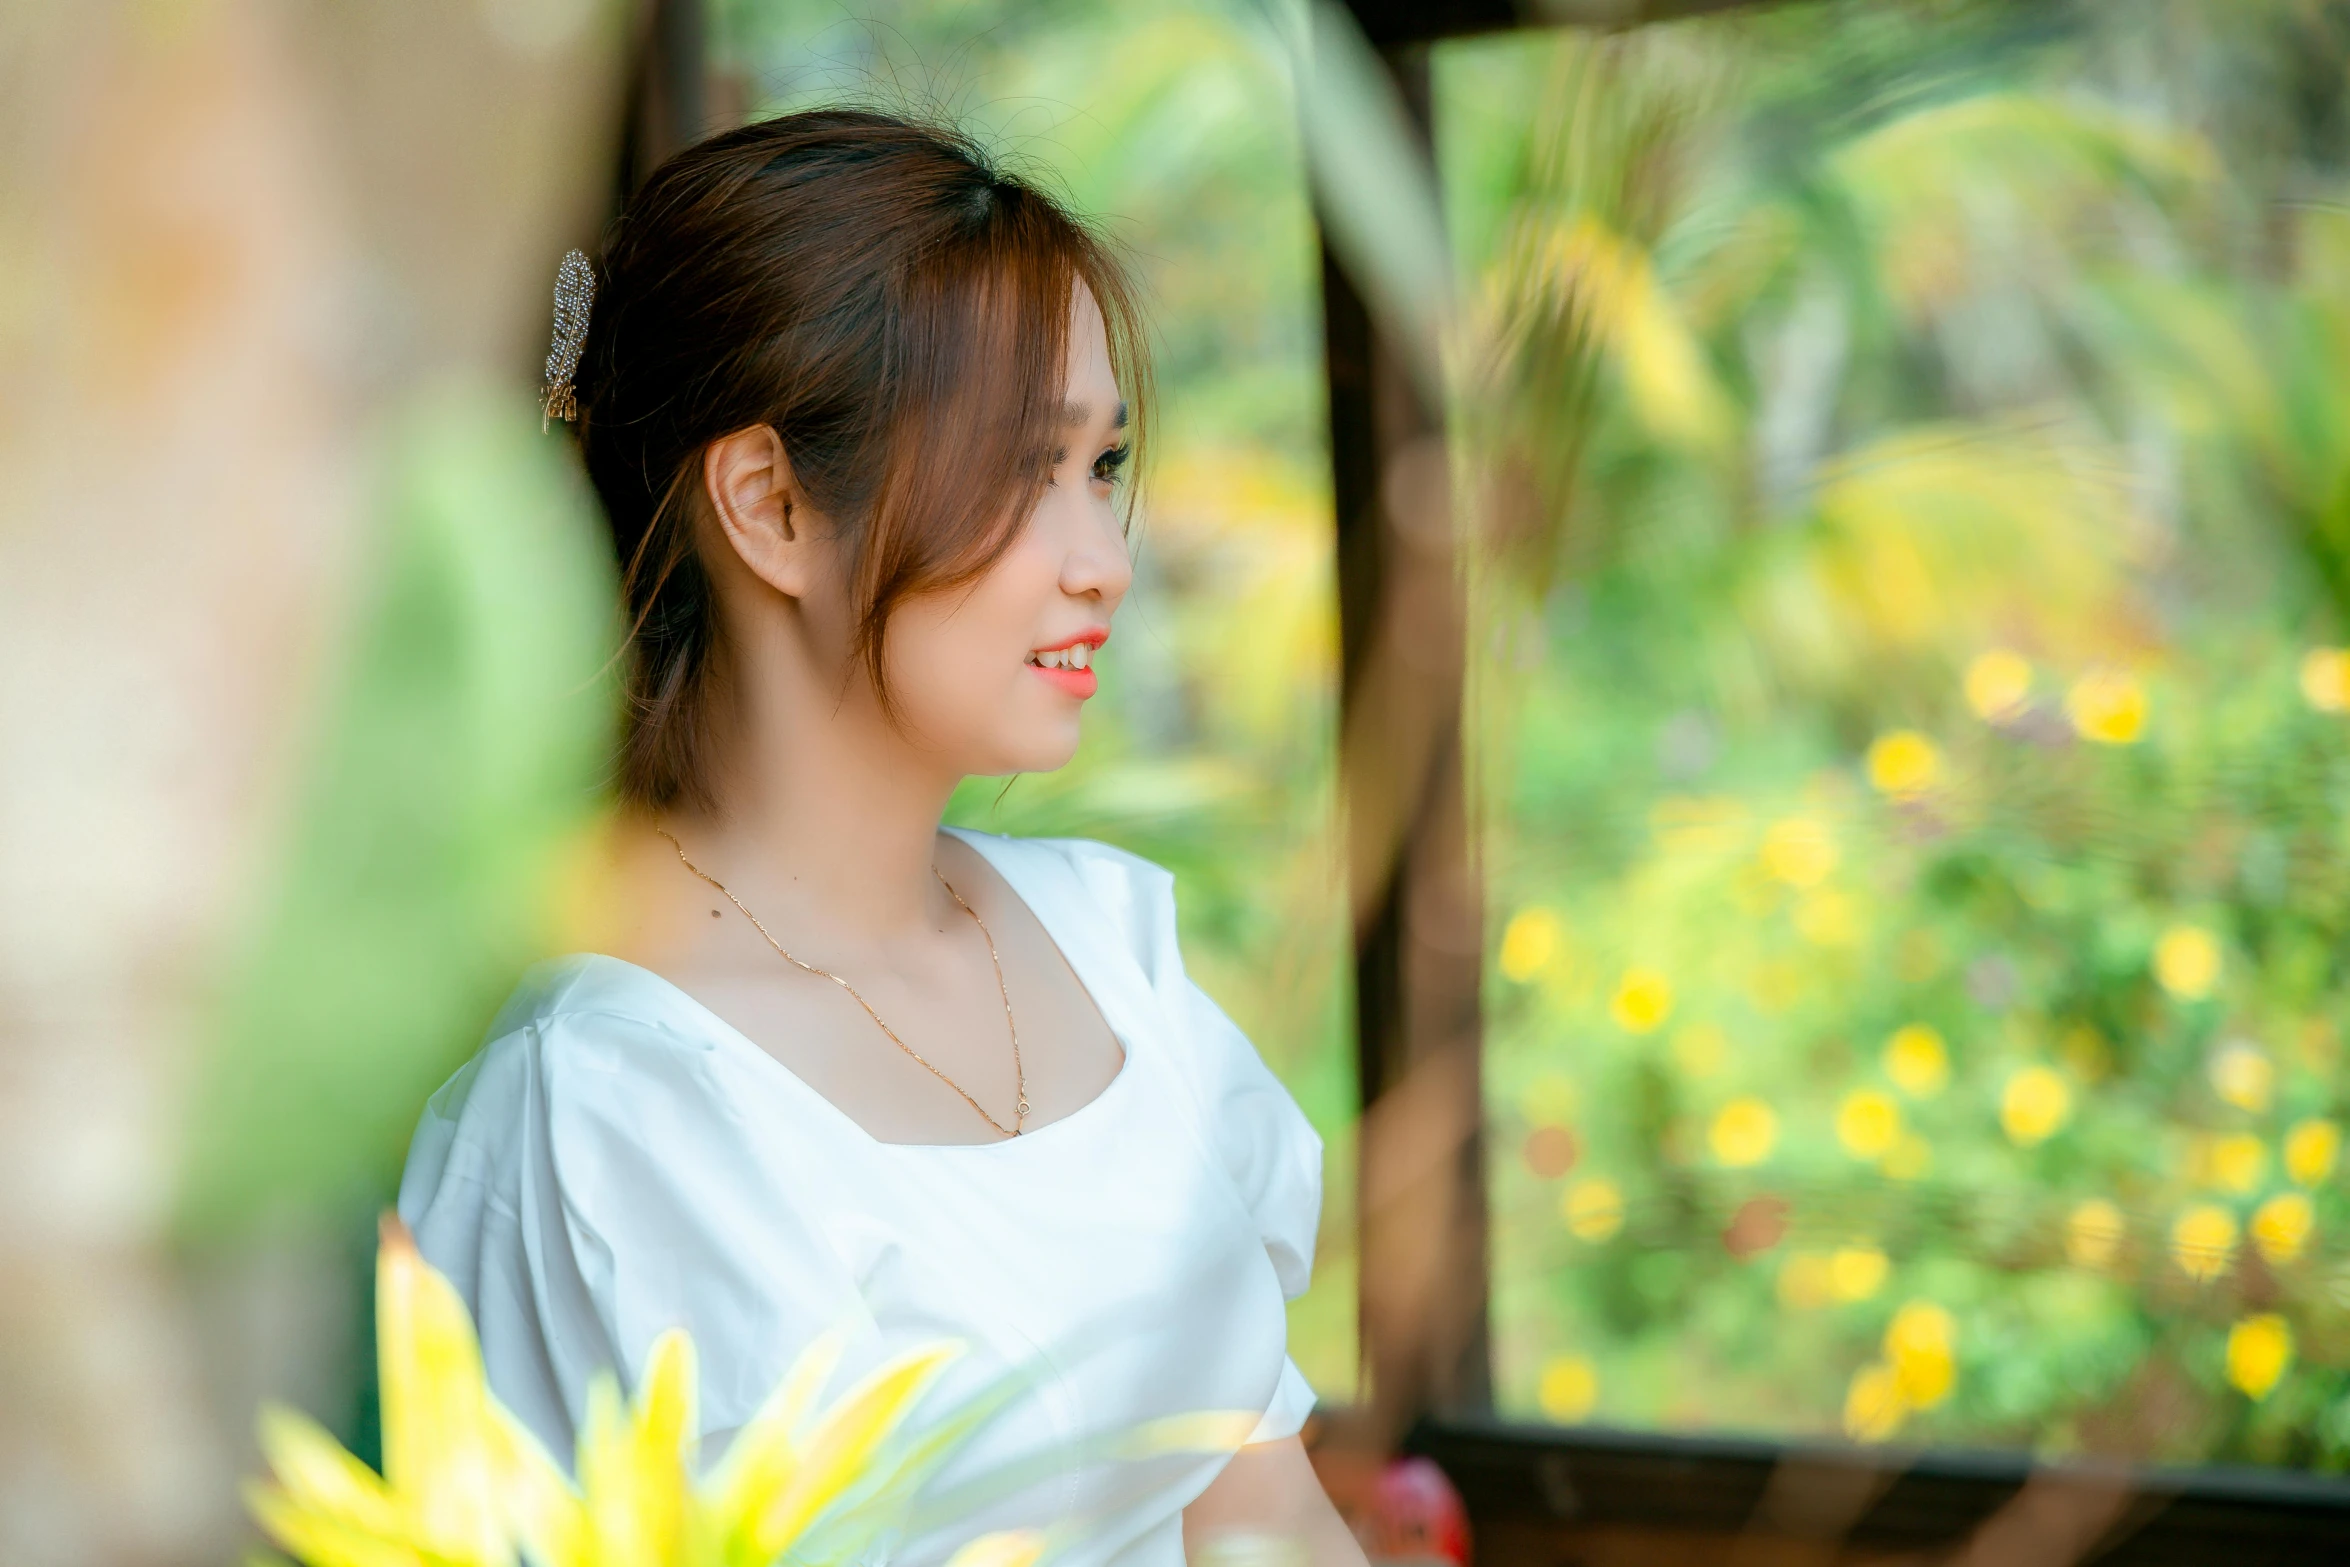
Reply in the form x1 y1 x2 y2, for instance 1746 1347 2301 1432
1182 1436 1370 1567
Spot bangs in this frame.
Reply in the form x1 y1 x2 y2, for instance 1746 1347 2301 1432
849 182 1150 708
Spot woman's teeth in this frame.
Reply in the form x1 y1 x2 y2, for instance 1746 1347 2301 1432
1030 644 1092 671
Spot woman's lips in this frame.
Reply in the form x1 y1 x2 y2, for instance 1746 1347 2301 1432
1026 630 1106 700
1029 663 1098 699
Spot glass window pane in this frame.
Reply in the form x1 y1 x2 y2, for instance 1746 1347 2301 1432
1441 4 2350 1469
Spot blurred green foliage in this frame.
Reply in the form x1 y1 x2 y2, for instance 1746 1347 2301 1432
1450 0 2350 1467
179 384 616 1236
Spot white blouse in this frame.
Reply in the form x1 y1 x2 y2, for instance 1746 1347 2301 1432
397 830 1324 1567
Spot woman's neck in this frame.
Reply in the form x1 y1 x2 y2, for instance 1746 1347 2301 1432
664 628 963 947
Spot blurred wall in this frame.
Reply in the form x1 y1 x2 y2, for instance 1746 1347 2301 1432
0 2 626 1560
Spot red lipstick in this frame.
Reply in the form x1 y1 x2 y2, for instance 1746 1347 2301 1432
1026 629 1108 700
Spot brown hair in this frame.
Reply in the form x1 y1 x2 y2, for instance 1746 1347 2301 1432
574 108 1150 812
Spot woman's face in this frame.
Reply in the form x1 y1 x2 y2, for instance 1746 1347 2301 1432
879 286 1134 777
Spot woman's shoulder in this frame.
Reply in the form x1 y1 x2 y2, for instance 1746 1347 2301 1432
945 828 1182 979
406 955 746 1173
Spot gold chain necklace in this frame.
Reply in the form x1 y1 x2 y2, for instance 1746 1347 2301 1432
656 828 1028 1137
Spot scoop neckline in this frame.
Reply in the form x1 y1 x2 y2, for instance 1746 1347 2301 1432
554 833 1138 1154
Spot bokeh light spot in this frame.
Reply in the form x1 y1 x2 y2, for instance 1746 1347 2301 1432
1836 1089 1902 1160
2208 1040 2274 1113
2000 1066 2071 1146
1830 1245 1890 1302
2285 1118 2342 1187
2227 1314 2294 1401
1561 1177 1625 1242
1710 1098 1779 1167
2066 669 2147 744
1884 1301 1957 1408
2172 1203 2239 1283
1761 816 1838 887
1883 1024 1950 1098
1844 1361 1905 1441
2209 1134 2267 1196
1609 967 1675 1034
1537 1355 1599 1422
1499 906 1565 983
1866 730 1941 797
2251 1192 2314 1265
2154 925 2221 1000
1723 1194 1791 1260
1523 1124 1580 1180
2300 647 2350 713
1965 649 2033 721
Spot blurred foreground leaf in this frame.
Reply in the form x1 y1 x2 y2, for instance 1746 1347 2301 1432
177 382 617 1236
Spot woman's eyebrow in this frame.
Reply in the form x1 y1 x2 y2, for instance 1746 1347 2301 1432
1059 399 1131 430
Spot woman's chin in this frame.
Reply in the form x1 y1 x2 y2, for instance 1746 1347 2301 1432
965 721 1085 779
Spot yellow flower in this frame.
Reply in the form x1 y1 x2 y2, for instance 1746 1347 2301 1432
1777 1252 1835 1310
1830 1246 1890 1302
2300 647 2350 713
1710 1098 1779 1167
2154 925 2221 1000
1672 1022 1729 1079
1610 967 1675 1034
2285 1118 2342 1187
1843 1361 1905 1441
1882 1133 1933 1182
2000 1066 2071 1146
1837 1090 1903 1161
1884 1301 1957 1409
2251 1192 2315 1265
1562 1177 1626 1242
2066 670 2147 744
2209 1134 2267 1195
1965 649 2033 721
1761 816 1838 887
246 1221 539 1567
2066 1199 2126 1271
1499 907 1565 983
1537 1356 1599 1422
246 1221 992 1567
1866 730 1940 798
2171 1203 2239 1283
1883 1024 1950 1098
2226 1314 2294 1401
2208 1041 2274 1113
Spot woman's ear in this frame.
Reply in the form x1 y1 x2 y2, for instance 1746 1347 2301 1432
703 425 812 597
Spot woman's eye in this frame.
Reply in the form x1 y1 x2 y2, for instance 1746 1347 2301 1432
1091 444 1131 485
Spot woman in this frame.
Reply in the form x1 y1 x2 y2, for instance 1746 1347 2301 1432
397 110 1363 1567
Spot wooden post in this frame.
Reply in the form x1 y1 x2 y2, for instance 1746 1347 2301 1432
616 0 707 200
1322 41 1491 1440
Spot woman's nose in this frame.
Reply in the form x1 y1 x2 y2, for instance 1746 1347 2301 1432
1063 506 1134 606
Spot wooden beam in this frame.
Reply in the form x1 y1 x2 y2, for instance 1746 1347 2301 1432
616 0 707 201
1340 0 1790 50
1323 41 1491 1441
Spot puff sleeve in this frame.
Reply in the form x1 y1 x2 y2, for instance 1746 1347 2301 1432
398 997 868 1466
1046 840 1327 1443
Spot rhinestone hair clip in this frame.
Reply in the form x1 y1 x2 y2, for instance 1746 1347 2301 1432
541 248 595 429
